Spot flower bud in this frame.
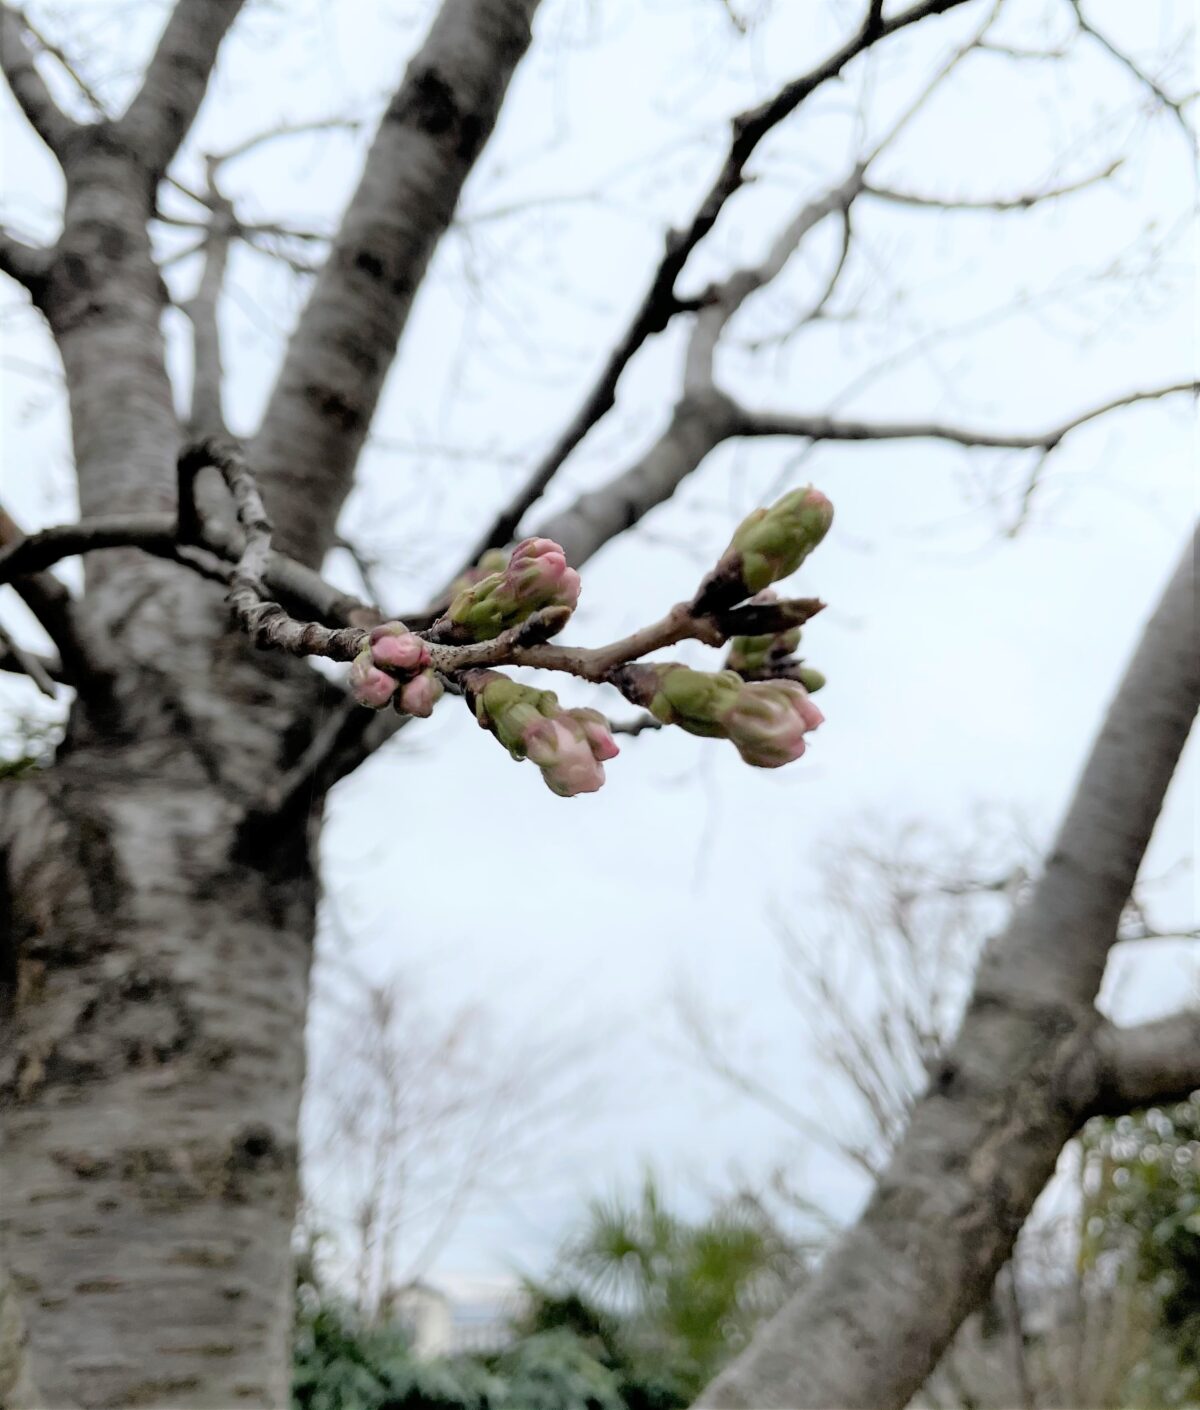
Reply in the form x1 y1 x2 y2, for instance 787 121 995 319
397 670 443 718
646 665 744 738
349 648 398 709
632 663 823 770
568 707 620 762
727 486 833 594
507 538 582 610
794 665 826 693
448 548 511 599
723 679 823 768
368 622 431 672
522 716 605 797
474 675 610 796
448 537 582 641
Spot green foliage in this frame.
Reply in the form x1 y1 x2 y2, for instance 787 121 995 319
518 1173 800 1402
292 1280 497 1410
293 1178 796 1410
1080 1094 1200 1406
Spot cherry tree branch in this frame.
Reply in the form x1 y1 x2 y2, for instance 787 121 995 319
863 157 1123 210
1067 0 1197 159
0 3 77 157
116 0 246 182
0 509 376 631
0 226 50 293
0 638 65 688
1089 1011 1200 1116
0 505 118 712
0 619 56 696
181 164 234 440
250 0 541 566
467 5 1000 581
13 6 107 116
731 381 1198 451
459 0 979 565
983 521 1200 1004
209 115 363 169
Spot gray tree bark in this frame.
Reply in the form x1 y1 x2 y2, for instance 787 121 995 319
697 525 1199 1408
0 2 538 1405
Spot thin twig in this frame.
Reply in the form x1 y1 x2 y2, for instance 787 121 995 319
0 619 55 696
456 0 978 567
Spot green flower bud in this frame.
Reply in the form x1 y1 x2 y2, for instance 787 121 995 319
475 676 560 758
648 665 744 738
448 538 581 641
729 486 833 593
726 625 802 675
795 665 826 693
447 548 512 601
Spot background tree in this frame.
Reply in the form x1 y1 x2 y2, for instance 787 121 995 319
0 1 1194 1407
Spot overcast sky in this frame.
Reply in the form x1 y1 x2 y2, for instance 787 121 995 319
1 0 1196 1291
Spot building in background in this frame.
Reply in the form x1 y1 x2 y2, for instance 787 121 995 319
385 1277 523 1358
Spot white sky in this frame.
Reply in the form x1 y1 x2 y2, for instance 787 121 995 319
1 0 1196 1289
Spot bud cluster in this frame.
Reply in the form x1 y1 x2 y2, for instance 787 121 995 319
342 491 834 798
471 673 619 797
348 622 445 717
447 537 582 641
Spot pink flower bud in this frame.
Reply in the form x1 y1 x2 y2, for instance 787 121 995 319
508 538 582 610
723 679 823 768
396 670 443 718
522 716 605 797
569 707 620 762
349 649 398 709
794 691 825 733
368 624 430 673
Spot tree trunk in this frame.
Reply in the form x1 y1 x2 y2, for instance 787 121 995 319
1 757 314 1409
1 119 325 1409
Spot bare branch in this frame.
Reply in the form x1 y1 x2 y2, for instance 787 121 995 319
0 3 76 157
0 637 64 686
117 0 246 182
251 0 541 566
0 509 375 631
14 6 107 116
1068 0 1197 159
181 166 234 439
210 115 362 169
459 0 978 563
732 381 1198 451
0 619 55 696
864 158 1123 211
0 226 50 293
0 504 118 712
1090 1011 1200 1115
986 523 1200 1004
